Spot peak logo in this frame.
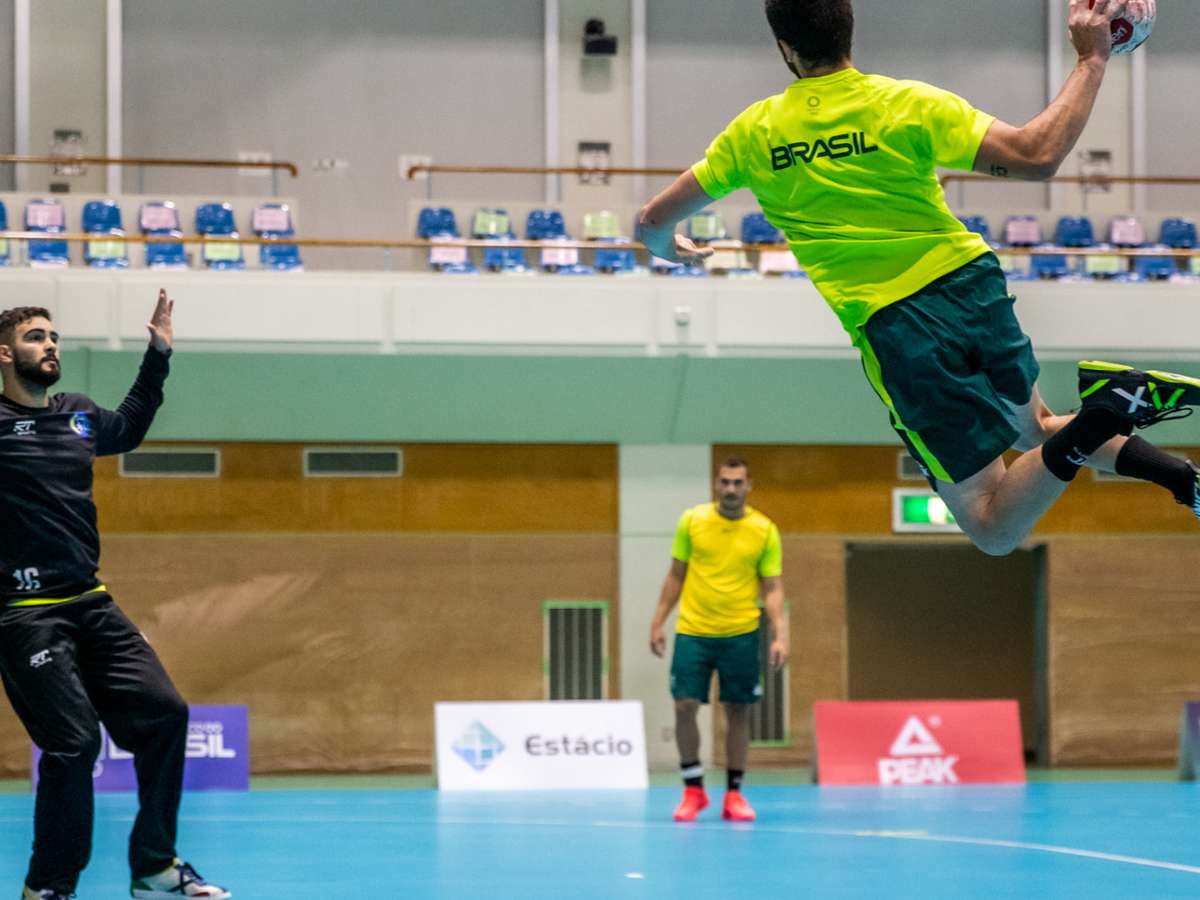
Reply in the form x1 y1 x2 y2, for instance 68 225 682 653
878 716 959 785
770 132 878 171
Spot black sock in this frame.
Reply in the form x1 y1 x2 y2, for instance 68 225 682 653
1116 436 1196 505
1042 408 1123 482
727 769 744 792
681 760 703 788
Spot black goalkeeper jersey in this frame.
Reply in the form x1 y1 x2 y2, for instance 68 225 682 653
0 347 170 603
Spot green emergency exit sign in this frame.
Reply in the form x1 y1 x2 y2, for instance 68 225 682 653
892 489 961 533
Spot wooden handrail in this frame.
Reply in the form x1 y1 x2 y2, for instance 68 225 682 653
2 232 1199 257
0 155 299 178
941 174 1200 188
405 163 685 180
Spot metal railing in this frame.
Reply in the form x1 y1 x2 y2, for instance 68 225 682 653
1 155 300 196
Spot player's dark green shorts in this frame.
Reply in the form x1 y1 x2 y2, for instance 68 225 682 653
858 252 1040 484
670 630 762 705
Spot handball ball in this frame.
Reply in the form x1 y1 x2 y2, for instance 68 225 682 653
1089 1 1155 55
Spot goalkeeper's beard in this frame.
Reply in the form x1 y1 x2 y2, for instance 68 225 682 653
14 352 61 388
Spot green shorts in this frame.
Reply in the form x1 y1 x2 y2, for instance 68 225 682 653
859 252 1040 484
670 630 762 705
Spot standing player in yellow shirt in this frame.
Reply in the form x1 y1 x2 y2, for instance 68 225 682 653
649 458 787 822
637 0 1200 557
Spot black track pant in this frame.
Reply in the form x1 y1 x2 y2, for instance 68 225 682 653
0 592 188 893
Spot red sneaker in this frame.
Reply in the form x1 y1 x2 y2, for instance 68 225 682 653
672 786 710 822
722 790 756 821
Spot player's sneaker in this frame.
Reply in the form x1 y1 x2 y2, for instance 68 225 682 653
1183 461 1200 522
22 888 74 900
1079 361 1200 432
672 786 710 822
130 860 230 899
721 790 756 822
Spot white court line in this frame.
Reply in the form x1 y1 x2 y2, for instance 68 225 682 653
138 812 1200 878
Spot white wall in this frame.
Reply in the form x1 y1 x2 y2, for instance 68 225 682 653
0 0 14 189
558 0 633 208
619 445 714 770
28 0 106 194
1146 1 1200 213
122 0 546 268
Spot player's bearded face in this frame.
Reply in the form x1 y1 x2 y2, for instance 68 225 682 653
716 469 749 508
13 339 61 387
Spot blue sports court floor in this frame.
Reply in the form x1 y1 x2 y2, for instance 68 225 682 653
3 780 1200 898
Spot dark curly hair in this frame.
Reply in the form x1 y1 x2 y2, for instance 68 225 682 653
0 306 52 344
765 0 854 70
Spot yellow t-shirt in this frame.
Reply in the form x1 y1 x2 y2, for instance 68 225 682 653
672 503 782 638
691 67 994 339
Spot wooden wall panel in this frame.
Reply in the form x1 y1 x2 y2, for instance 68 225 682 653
93 443 617 533
0 534 617 776
716 445 1200 535
1046 536 1200 765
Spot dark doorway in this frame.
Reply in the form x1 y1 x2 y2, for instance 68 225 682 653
845 543 1046 763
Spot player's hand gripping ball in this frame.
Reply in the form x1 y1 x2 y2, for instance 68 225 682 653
1090 0 1156 55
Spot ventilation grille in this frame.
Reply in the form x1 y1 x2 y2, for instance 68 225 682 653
303 447 403 477
119 448 220 478
751 623 789 744
544 602 607 700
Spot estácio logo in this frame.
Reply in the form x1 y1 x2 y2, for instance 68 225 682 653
525 734 634 757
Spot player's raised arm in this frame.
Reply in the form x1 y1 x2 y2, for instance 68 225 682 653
973 0 1144 180
636 170 716 266
147 286 174 352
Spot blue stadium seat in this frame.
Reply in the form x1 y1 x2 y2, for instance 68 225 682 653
1029 251 1072 280
0 201 10 267
139 201 187 269
742 213 801 275
195 202 245 270
416 206 476 274
1054 216 1096 248
526 210 567 241
958 215 993 243
81 200 129 269
583 210 638 274
595 239 639 274
417 207 457 239
741 212 783 245
525 209 592 274
25 199 69 267
1161 218 1197 249
252 203 303 271
1133 252 1177 281
473 208 528 273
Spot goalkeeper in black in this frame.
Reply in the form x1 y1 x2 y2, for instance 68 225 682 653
0 293 230 900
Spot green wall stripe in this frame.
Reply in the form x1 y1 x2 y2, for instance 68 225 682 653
55 349 1200 445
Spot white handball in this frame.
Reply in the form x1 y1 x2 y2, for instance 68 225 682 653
1090 0 1156 55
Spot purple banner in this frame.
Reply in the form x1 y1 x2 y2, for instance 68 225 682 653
33 705 249 792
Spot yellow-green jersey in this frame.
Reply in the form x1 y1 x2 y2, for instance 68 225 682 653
691 68 995 341
671 503 782 638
